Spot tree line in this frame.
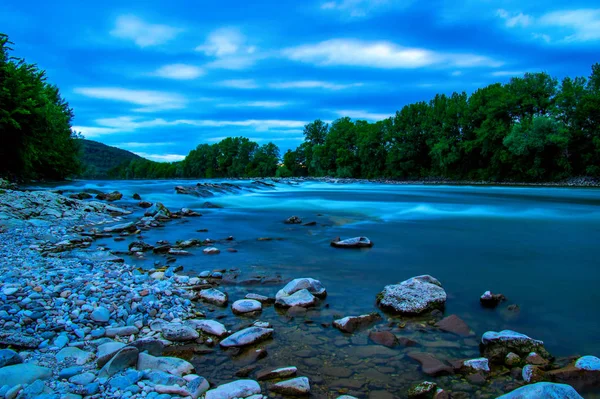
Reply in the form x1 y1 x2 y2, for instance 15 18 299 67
0 34 81 181
111 63 600 182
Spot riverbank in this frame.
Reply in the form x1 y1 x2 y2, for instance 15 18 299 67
0 188 598 399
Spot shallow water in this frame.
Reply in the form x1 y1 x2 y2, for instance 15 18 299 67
37 180 600 398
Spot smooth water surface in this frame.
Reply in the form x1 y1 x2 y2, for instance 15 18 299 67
37 180 600 397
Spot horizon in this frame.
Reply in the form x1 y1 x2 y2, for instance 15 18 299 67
2 0 599 161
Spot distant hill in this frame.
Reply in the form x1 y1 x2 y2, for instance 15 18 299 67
78 139 145 178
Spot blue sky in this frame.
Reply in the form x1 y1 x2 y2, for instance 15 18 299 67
2 0 599 161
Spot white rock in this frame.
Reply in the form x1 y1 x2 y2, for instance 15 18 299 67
203 247 220 255
575 355 600 371
220 327 273 348
275 289 317 308
496 382 583 399
463 358 490 372
270 377 310 395
186 319 228 337
232 299 262 315
377 275 446 315
198 288 228 306
205 379 261 399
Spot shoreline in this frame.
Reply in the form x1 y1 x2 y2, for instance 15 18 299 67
0 188 598 399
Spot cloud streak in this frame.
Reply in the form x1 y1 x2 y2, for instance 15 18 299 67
110 15 181 47
73 87 186 112
153 64 204 80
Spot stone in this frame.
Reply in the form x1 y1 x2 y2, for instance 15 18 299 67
330 236 374 248
56 347 93 365
245 293 273 304
257 366 297 381
545 356 600 391
522 365 545 383
463 358 490 372
369 331 398 347
59 366 83 379
199 288 228 306
496 382 583 399
137 352 194 376
270 377 310 396
284 216 302 224
205 379 261 399
105 326 139 337
103 222 136 233
505 352 522 367
96 342 126 368
377 275 446 315
90 306 111 323
526 352 549 366
146 370 186 386
0 364 52 386
480 291 506 308
275 278 326 308
575 355 600 371
408 381 437 398
435 315 473 337
187 319 228 337
232 299 262 315
407 352 453 376
129 338 165 356
0 349 22 368
333 313 381 333
162 323 200 341
187 375 210 399
98 346 139 378
220 327 274 348
480 330 551 363
69 372 96 385
203 247 221 255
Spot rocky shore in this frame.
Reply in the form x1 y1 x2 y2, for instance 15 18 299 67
0 187 598 399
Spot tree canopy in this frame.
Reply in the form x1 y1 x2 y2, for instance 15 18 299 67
0 34 81 180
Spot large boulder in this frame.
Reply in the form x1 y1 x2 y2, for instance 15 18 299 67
275 278 326 308
330 236 373 249
220 327 274 348
333 313 381 333
495 382 583 398
377 275 446 315
545 355 600 391
96 191 123 201
0 363 52 386
480 330 551 364
144 202 171 219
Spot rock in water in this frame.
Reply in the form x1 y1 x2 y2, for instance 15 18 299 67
232 299 262 315
198 288 228 306
480 330 551 363
480 291 506 308
407 352 453 376
275 277 326 308
377 275 446 315
496 382 583 399
203 247 221 255
369 331 398 348
270 377 311 396
220 327 274 348
330 236 373 248
187 319 228 337
545 355 600 391
463 358 490 372
333 313 382 333
407 381 437 398
257 366 298 381
205 380 261 399
435 314 473 337
284 216 302 224
162 323 200 341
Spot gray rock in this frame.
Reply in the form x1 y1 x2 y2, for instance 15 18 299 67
90 307 111 323
496 382 583 398
333 313 381 333
162 323 200 341
276 278 326 304
137 352 194 376
105 326 139 337
186 319 228 337
198 288 228 306
96 341 126 368
275 289 317 308
103 222 135 233
69 372 96 385
0 363 52 386
0 349 22 368
56 347 93 366
98 346 139 378
232 299 262 315
205 379 261 399
377 275 446 315
187 375 210 399
481 330 551 363
270 377 310 396
146 370 186 386
575 355 600 371
220 327 274 348
58 366 83 379
257 366 297 381
330 236 373 248
463 358 490 372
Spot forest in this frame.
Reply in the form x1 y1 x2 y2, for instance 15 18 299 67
0 34 81 180
112 63 600 181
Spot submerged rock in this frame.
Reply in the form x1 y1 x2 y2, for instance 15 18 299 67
275 277 326 308
435 314 473 337
205 379 261 399
496 382 583 399
333 313 382 333
369 331 398 348
270 377 311 396
220 327 274 348
408 352 453 376
377 275 447 315
480 291 506 308
480 330 551 363
330 236 373 248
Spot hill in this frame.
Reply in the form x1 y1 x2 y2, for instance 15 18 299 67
78 139 144 178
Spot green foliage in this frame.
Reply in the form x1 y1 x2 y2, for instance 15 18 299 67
0 33 81 180
79 139 143 178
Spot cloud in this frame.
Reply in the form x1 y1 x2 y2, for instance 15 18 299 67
491 70 526 77
496 9 532 28
196 27 258 69
117 142 176 148
218 79 259 89
71 126 121 138
283 39 501 69
269 80 363 90
134 152 186 162
451 71 462 76
320 0 404 18
182 119 306 129
335 109 393 120
110 15 181 47
73 87 186 112
540 9 600 42
153 64 205 80
216 101 289 108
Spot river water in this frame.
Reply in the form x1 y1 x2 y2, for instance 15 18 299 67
39 180 600 398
